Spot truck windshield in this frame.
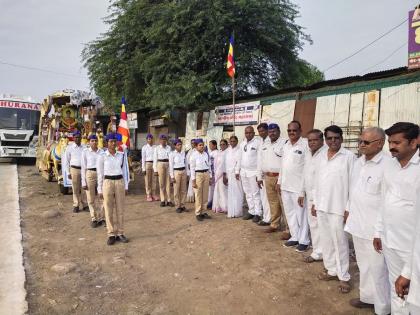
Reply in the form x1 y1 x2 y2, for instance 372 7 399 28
0 108 40 132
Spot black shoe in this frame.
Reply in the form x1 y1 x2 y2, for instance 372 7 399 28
91 220 99 228
73 207 79 213
196 215 203 221
181 207 188 212
252 215 261 223
107 236 116 245
295 244 309 252
83 206 89 212
242 213 254 220
117 235 129 243
176 208 183 213
99 220 106 227
257 220 270 226
167 201 174 207
202 213 211 219
283 240 299 248
160 202 166 207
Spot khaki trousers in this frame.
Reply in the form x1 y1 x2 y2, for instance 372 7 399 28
194 172 209 215
264 175 283 229
70 167 87 208
85 170 103 221
157 162 171 202
144 161 157 197
103 178 125 237
173 170 187 208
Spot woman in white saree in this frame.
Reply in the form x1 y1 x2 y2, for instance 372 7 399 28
212 139 228 213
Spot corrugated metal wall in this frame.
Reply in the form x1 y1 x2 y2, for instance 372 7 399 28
313 95 336 130
261 100 295 136
363 90 380 127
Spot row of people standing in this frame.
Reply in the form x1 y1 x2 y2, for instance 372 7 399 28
65 131 130 245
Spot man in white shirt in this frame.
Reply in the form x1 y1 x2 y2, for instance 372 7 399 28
97 133 130 245
257 123 286 234
313 125 355 294
190 139 212 221
299 129 325 263
153 134 173 207
81 134 104 228
65 130 88 213
142 134 158 202
169 139 188 213
256 123 271 226
236 126 262 223
374 122 420 315
280 121 310 252
344 127 391 314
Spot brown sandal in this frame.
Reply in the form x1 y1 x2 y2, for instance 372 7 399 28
338 281 351 293
318 271 339 281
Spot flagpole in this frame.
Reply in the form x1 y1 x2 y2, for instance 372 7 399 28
232 75 235 135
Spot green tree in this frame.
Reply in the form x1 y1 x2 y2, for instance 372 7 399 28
82 0 323 112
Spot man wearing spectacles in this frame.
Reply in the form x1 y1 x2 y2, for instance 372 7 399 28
236 126 263 223
278 121 310 253
374 122 420 315
344 127 391 314
312 125 355 294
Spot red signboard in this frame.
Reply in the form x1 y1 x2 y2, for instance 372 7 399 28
0 100 41 111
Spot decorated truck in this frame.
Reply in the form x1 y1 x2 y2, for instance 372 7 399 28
0 95 40 160
36 89 103 193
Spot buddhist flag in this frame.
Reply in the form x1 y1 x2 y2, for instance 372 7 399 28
117 97 130 151
226 34 235 78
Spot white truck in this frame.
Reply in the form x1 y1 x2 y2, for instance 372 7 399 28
0 95 40 160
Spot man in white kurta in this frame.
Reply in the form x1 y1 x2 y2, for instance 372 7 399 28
256 123 271 226
224 136 244 218
236 126 262 222
344 127 391 314
279 121 310 252
374 122 420 315
313 125 355 293
298 129 326 263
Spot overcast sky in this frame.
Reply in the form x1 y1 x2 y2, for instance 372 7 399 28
0 0 418 102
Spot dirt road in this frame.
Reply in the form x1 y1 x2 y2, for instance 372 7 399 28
19 164 370 315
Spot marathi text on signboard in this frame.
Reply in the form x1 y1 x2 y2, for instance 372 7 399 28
409 9 420 69
213 101 260 126
0 100 41 111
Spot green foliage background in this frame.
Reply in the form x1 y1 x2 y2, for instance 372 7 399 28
82 0 324 112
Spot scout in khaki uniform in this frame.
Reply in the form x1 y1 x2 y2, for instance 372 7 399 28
190 139 212 221
81 134 104 228
141 134 159 202
169 139 188 213
153 134 173 207
97 133 130 245
65 130 88 213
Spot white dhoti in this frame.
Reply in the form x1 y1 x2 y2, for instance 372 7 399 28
409 304 420 315
382 244 411 315
241 174 262 216
260 182 271 223
353 235 391 315
317 211 350 281
306 198 322 260
227 171 244 218
212 176 228 213
281 190 310 245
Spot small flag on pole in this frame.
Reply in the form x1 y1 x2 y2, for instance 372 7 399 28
227 34 235 78
117 97 130 151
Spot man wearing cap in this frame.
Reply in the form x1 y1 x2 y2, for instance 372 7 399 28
65 130 88 213
279 121 310 252
186 139 197 203
142 134 158 202
169 139 188 213
190 139 212 221
257 123 286 234
153 134 173 207
97 133 130 245
236 126 262 223
81 134 104 228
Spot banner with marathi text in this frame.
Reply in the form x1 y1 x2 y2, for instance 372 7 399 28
409 9 420 69
213 101 260 126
